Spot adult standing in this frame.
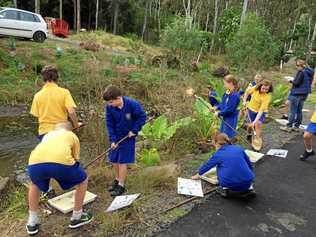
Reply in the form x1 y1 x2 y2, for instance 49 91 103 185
280 59 314 132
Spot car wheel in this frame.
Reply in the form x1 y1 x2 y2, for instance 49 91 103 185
33 31 46 43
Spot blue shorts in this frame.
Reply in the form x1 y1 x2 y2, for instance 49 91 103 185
109 138 135 164
220 114 238 139
28 162 87 192
247 109 266 123
306 122 316 134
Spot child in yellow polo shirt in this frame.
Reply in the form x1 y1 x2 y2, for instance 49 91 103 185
30 65 80 142
243 80 273 149
300 111 316 160
26 122 92 235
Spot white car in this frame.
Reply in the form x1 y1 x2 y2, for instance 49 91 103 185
0 7 48 43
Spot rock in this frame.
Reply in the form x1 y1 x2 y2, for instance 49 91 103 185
143 163 179 178
0 176 10 196
282 56 296 69
212 67 230 77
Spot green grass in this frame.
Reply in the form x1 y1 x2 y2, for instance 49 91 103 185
0 186 28 219
306 90 316 104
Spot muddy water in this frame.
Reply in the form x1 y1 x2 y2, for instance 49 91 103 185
0 106 108 178
0 107 36 176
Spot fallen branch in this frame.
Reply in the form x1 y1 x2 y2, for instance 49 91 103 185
163 187 217 213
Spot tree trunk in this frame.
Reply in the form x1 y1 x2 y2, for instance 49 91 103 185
183 0 192 29
59 0 63 20
142 1 150 41
157 0 161 37
307 22 316 62
73 0 77 31
76 0 81 33
240 0 248 25
95 0 99 30
113 0 119 35
35 0 40 14
210 0 219 54
13 0 17 8
204 10 209 31
88 1 91 29
289 19 297 51
225 0 229 10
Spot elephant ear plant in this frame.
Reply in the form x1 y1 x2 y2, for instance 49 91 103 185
139 115 192 166
271 84 289 107
192 96 219 144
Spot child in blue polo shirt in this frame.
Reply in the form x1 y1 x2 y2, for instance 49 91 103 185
213 75 240 141
246 74 263 101
192 133 255 198
208 85 219 107
103 85 146 196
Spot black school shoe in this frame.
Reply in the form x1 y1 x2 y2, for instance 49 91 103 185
110 184 126 197
217 187 256 200
26 224 39 236
216 187 228 198
108 179 119 192
300 150 315 161
69 212 93 229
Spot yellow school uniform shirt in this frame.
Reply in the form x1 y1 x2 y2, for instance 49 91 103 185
311 111 316 123
30 83 76 135
246 87 271 113
29 130 80 166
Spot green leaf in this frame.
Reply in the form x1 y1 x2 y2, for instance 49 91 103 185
140 148 160 167
151 115 168 140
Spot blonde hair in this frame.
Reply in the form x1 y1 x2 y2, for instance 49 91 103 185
254 74 263 82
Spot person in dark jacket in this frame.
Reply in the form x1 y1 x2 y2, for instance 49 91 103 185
191 133 256 198
103 85 147 196
280 59 314 132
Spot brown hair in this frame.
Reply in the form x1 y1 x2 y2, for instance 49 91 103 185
41 65 58 82
296 59 306 68
103 85 122 101
256 79 273 93
224 74 239 92
213 132 231 146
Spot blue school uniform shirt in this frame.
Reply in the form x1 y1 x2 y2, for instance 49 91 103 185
208 90 219 107
198 144 255 187
217 91 240 117
105 96 147 143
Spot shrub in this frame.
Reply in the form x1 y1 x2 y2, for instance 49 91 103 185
271 84 289 107
191 97 218 142
218 7 241 49
226 13 281 70
161 16 212 62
